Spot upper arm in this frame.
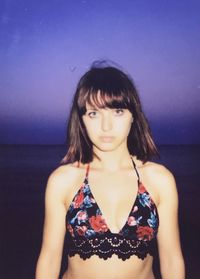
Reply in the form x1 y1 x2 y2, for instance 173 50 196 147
157 169 180 252
36 165 81 278
38 164 79 269
40 170 67 258
156 166 184 268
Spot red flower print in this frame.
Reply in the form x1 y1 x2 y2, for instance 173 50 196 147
128 216 137 226
73 190 84 208
136 226 154 241
76 225 87 236
138 183 146 194
89 215 108 233
67 224 74 237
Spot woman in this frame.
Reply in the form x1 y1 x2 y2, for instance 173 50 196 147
36 63 185 279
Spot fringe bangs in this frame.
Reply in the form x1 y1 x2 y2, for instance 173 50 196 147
77 88 132 115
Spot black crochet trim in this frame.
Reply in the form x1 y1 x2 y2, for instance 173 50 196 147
66 233 156 261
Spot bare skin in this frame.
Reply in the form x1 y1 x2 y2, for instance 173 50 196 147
36 158 184 279
63 254 154 279
36 107 185 279
62 159 155 279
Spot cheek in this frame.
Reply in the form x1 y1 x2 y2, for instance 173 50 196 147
84 127 94 139
118 118 133 132
82 119 97 139
124 123 132 137
123 120 133 138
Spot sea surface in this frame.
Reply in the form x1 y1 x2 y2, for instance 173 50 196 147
0 145 200 279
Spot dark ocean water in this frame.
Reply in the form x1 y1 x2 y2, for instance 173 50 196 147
0 145 200 279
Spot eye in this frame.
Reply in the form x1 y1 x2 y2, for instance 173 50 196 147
114 109 124 116
87 111 98 118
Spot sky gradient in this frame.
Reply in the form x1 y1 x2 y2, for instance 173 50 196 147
0 0 200 144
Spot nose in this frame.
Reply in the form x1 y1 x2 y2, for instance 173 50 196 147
101 114 112 132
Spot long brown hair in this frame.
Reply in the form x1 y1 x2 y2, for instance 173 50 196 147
62 62 158 164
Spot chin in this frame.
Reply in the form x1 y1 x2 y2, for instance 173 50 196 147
94 142 121 152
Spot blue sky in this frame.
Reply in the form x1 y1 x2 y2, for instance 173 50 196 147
0 0 200 144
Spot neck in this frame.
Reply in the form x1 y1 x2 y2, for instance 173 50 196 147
92 145 133 172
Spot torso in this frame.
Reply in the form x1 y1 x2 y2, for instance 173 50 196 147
62 254 155 279
60 158 160 279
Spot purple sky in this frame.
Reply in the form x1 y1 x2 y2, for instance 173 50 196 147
0 0 200 144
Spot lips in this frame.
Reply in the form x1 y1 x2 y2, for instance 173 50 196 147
99 136 115 143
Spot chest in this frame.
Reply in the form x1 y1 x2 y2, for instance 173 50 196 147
88 171 137 227
65 166 159 261
67 171 151 234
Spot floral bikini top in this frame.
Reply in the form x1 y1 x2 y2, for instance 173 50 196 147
65 159 159 261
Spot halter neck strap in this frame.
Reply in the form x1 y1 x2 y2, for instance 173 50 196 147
131 157 140 182
85 163 90 179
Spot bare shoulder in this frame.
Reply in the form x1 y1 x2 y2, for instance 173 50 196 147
45 163 85 202
47 163 81 188
139 161 177 203
142 161 175 184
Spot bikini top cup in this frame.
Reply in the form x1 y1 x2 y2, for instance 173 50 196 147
65 159 159 261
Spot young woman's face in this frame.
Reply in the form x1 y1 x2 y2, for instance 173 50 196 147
82 103 133 152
